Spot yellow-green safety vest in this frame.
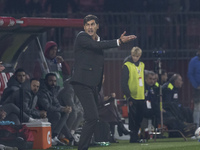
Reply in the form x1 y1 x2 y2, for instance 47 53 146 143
124 61 145 100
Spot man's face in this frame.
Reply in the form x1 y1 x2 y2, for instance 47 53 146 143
161 73 168 83
154 74 158 84
175 75 183 88
48 46 57 59
145 74 155 86
16 72 26 84
84 20 99 39
131 53 141 63
47 75 57 88
31 80 40 94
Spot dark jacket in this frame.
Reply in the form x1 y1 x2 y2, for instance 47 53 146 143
57 80 83 115
144 83 160 119
162 82 179 104
70 31 118 88
0 76 22 104
23 90 40 118
4 89 41 118
162 82 189 122
98 87 119 123
37 83 62 112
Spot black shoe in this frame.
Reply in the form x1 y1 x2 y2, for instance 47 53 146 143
130 139 140 143
117 122 130 136
122 127 130 135
109 135 119 143
130 139 146 143
129 130 139 143
110 139 119 143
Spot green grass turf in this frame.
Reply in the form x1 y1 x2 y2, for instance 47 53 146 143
41 138 200 150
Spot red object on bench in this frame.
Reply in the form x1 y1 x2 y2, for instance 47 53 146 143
0 72 13 95
121 105 128 118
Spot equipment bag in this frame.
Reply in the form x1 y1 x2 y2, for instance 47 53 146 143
0 124 34 149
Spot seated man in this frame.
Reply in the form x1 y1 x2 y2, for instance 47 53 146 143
98 75 130 143
144 71 196 138
0 103 38 124
3 78 47 120
0 68 26 104
37 73 73 146
143 70 160 130
57 79 84 143
162 74 193 123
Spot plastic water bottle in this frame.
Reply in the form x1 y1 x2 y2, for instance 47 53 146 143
0 121 15 125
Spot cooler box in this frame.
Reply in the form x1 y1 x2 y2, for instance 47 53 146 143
23 122 52 149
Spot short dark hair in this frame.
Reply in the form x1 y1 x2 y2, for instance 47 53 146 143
14 68 25 75
45 73 56 81
84 14 99 25
30 78 40 83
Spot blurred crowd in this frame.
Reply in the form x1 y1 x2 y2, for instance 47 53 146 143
0 0 200 17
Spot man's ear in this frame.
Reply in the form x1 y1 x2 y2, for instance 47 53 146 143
83 24 85 28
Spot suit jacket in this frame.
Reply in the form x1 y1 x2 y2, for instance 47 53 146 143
70 31 118 87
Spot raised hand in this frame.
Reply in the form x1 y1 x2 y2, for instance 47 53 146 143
56 56 64 63
40 110 47 118
0 110 7 120
119 31 137 44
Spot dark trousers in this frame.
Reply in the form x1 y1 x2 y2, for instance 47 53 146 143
128 100 145 142
164 102 193 123
47 111 69 138
2 103 30 124
73 84 99 150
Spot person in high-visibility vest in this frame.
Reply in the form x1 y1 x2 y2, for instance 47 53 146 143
121 46 145 143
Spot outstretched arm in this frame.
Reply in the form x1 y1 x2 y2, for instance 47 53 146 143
119 31 137 45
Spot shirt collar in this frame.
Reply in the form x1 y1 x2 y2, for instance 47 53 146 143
97 35 100 41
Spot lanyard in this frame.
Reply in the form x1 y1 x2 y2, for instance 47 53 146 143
135 64 141 76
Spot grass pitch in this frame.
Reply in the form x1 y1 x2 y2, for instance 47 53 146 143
45 138 200 150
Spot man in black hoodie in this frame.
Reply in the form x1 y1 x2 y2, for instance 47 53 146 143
37 73 73 146
0 68 26 104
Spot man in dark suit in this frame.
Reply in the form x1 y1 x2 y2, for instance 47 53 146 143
70 14 137 150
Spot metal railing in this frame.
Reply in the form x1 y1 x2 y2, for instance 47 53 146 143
3 12 200 52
